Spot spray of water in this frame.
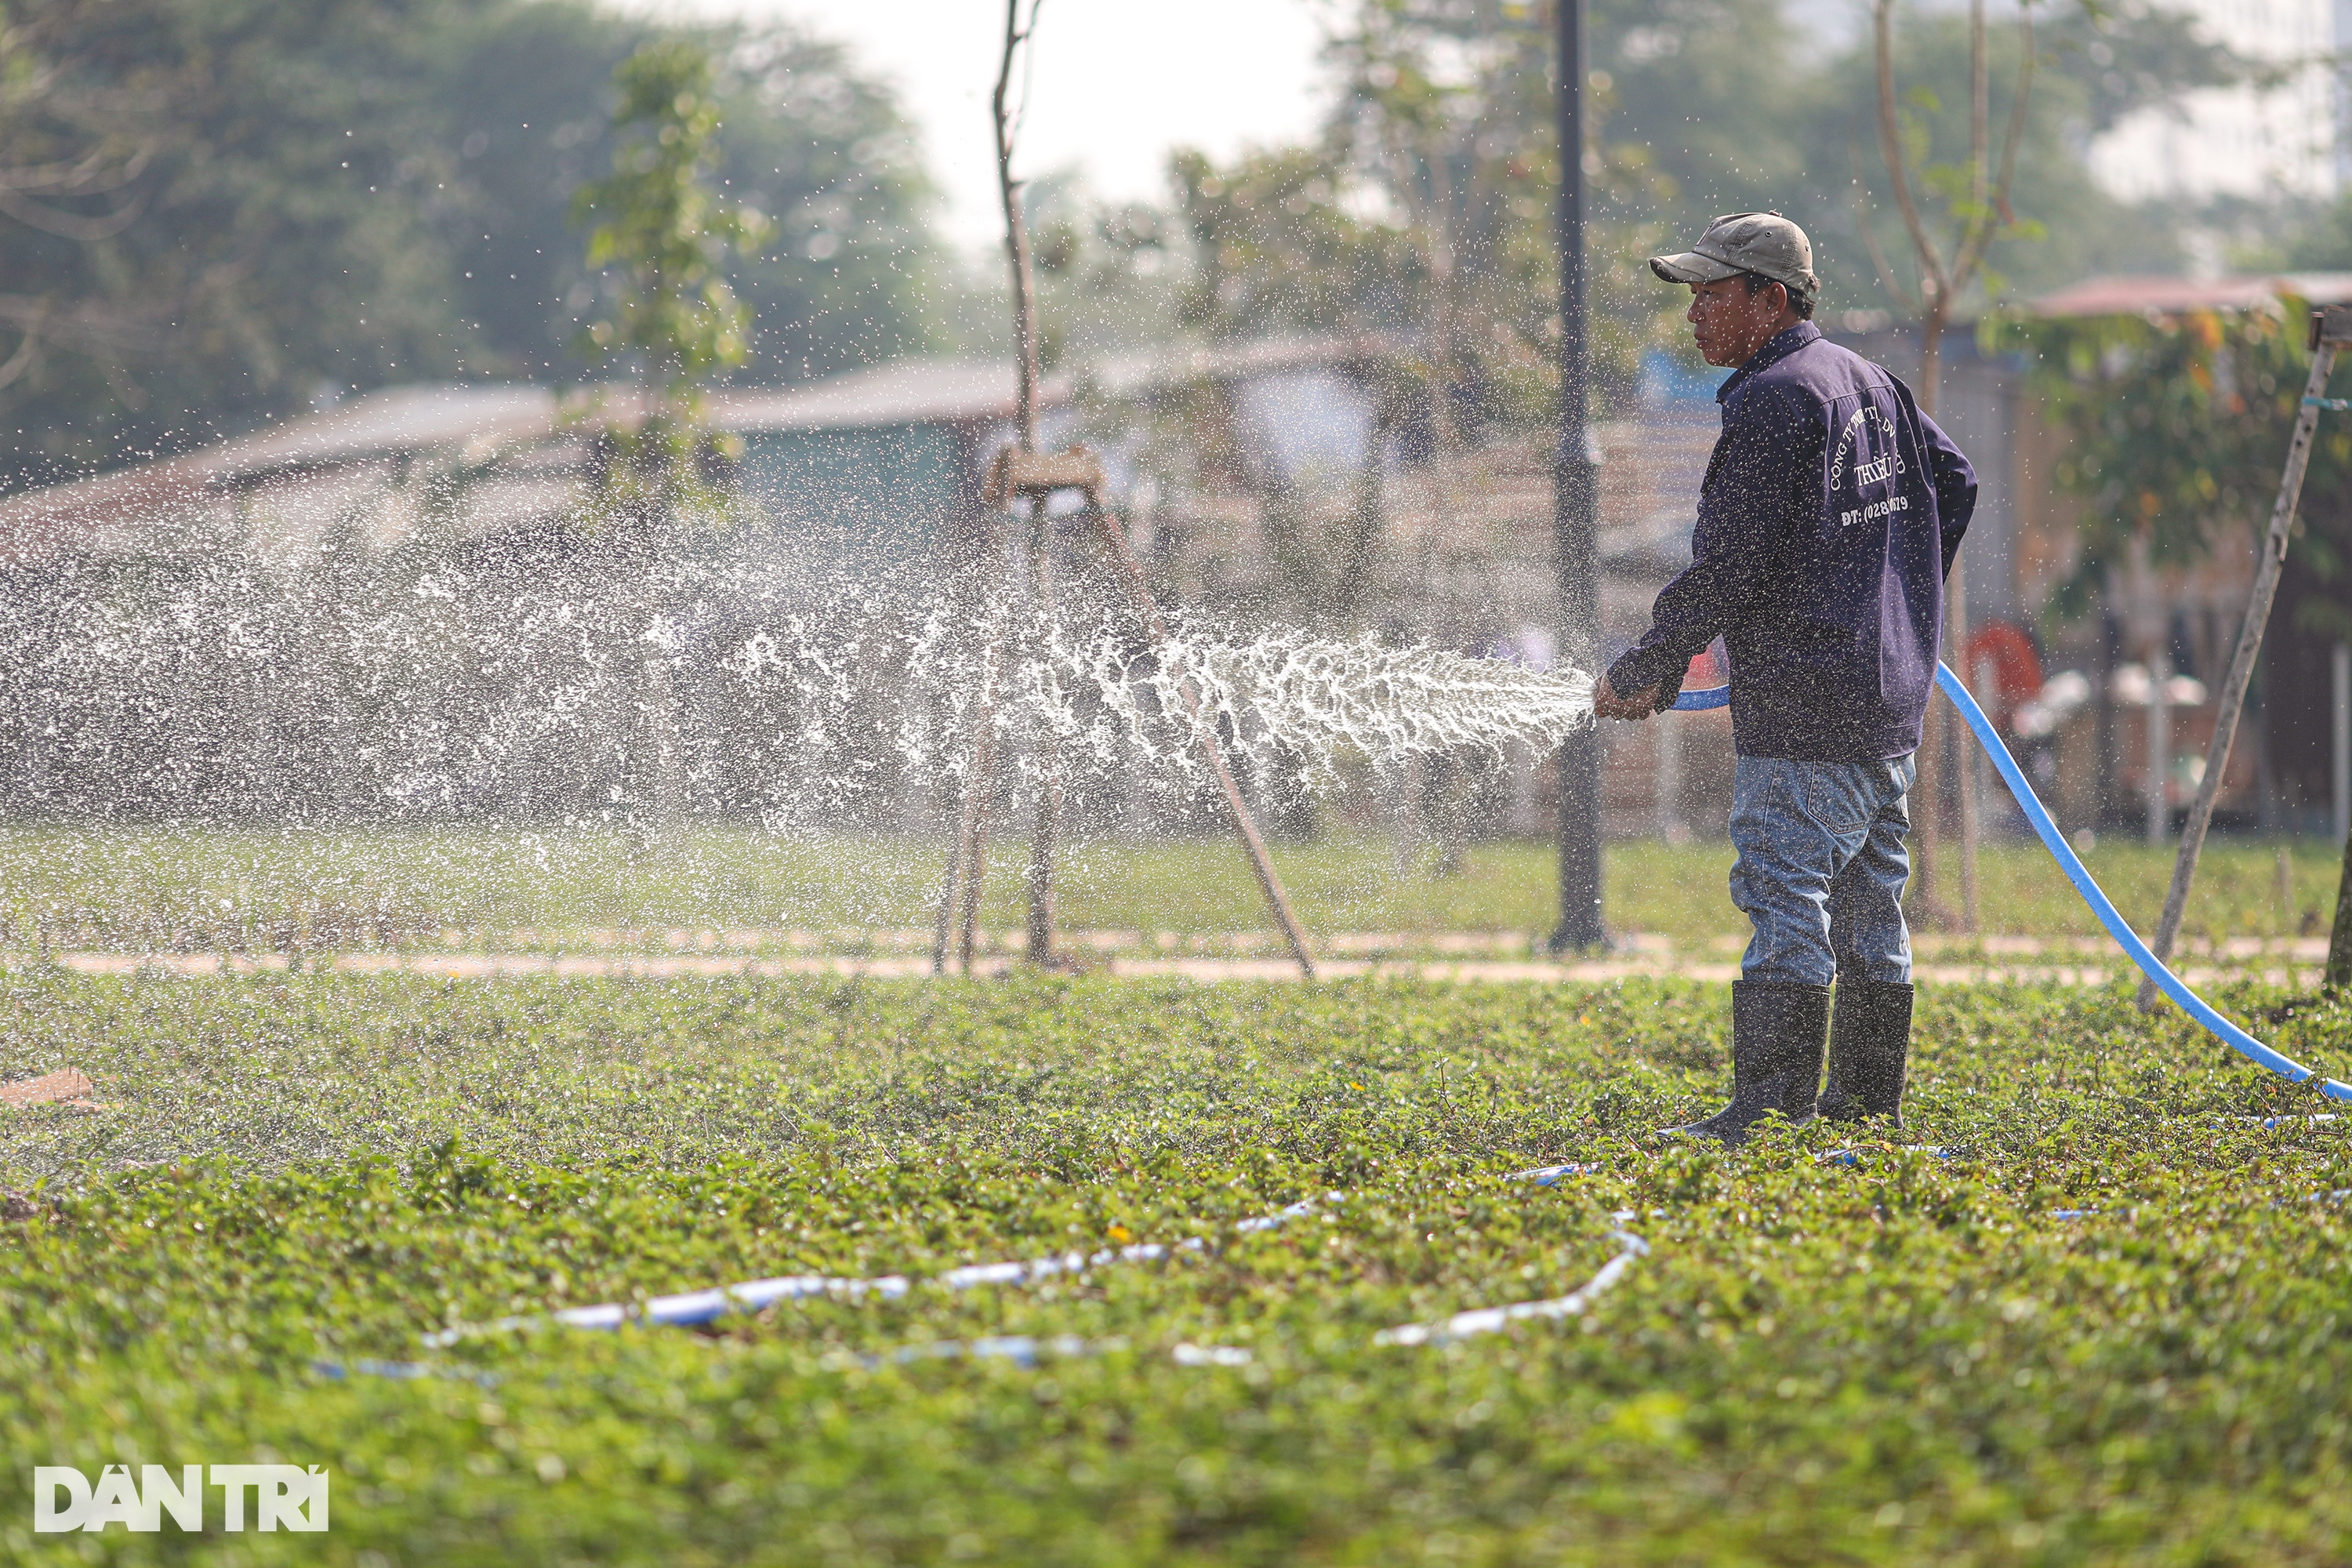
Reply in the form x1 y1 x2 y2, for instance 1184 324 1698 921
688 578 1595 829
2 554 1592 831
1109 626 1595 782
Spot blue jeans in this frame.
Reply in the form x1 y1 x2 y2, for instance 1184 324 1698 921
1728 753 1916 986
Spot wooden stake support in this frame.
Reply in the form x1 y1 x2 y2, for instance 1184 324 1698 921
932 528 1009 976
938 445 1318 980
984 447 1105 505
2138 303 2352 1005
939 0 1054 978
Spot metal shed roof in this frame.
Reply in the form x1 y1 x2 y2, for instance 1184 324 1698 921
2029 273 2352 318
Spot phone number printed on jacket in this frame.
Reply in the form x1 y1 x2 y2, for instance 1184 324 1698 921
1830 405 1907 527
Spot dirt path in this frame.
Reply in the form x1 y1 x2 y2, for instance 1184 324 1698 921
9 939 2325 991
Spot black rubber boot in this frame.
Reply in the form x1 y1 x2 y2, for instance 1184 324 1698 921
1817 978 1914 1129
1666 979 1831 1147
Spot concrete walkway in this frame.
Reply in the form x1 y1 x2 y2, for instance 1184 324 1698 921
10 935 2327 991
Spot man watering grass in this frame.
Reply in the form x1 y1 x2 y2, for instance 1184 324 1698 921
1592 212 1977 1145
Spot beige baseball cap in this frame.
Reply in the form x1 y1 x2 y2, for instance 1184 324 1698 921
1650 211 1820 306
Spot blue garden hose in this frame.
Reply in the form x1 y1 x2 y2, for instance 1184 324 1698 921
1671 666 2351 1102
1669 684 1731 710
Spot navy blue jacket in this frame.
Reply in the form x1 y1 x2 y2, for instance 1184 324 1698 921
1604 323 1976 761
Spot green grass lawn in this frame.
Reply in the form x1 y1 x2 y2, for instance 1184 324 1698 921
5 969 2352 1562
0 826 2340 951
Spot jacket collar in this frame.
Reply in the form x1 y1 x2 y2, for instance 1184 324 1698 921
1717 321 1822 402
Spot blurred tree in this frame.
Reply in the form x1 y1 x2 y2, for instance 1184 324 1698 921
1322 0 1599 434
1176 2 1673 422
1015 175 1195 368
1594 0 2236 316
2003 303 2352 630
713 31 939 386
1859 0 2038 417
0 0 483 488
0 1 939 491
381 6 939 387
1589 0 1813 220
576 43 769 385
564 38 778 838
569 38 772 530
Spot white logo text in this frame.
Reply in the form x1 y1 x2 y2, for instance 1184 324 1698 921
33 1465 328 1533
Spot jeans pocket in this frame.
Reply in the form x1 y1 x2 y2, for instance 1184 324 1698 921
1882 757 1916 827
1801 767 1870 837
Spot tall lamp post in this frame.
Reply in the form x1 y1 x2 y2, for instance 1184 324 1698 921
1552 0 1606 953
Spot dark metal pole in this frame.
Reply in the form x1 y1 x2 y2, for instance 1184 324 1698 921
1551 0 1606 953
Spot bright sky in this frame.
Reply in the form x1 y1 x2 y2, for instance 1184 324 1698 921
651 0 1333 250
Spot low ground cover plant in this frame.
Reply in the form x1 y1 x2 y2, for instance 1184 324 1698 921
3 971 2351 1563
